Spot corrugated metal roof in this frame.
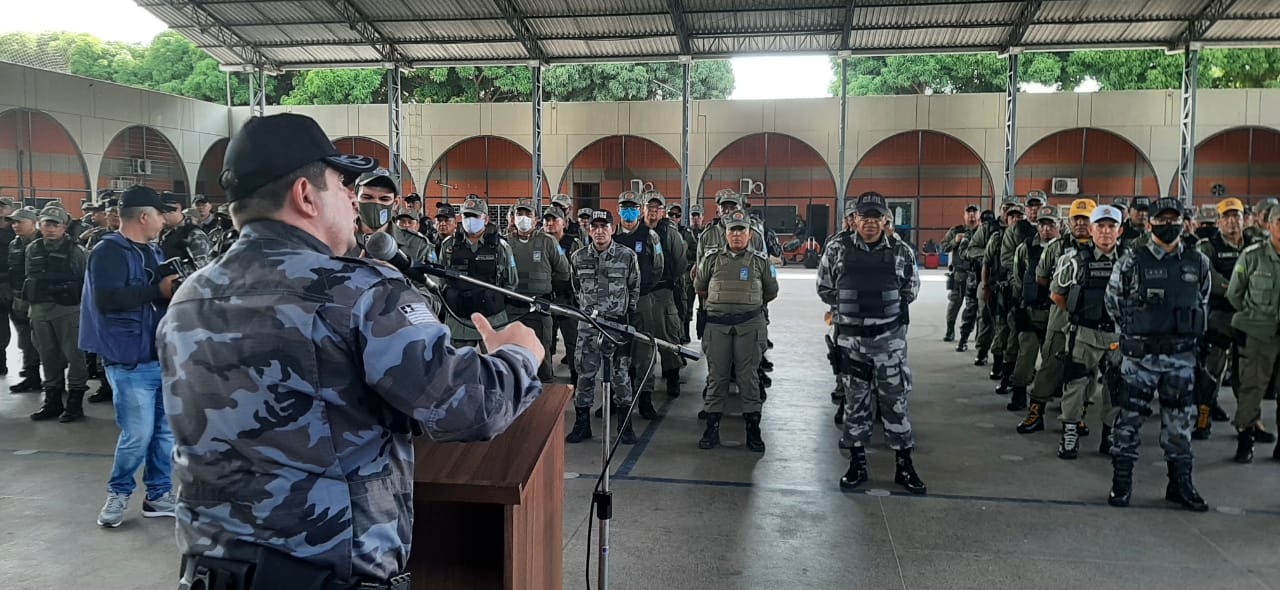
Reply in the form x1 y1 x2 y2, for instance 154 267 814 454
131 0 1280 69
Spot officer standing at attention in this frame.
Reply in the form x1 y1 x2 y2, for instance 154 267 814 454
159 193 214 275
642 192 687 399
1006 206 1060 412
1104 198 1211 511
827 202 859 427
438 195 519 349
7 207 43 392
1121 197 1150 242
354 169 432 264
669 203 697 344
565 210 641 446
25 206 89 422
1225 203 1280 463
612 190 665 419
965 198 1016 366
159 113 543 589
991 202 1032 391
507 197 571 382
0 198 15 374
1051 204 1125 460
696 190 766 260
430 203 458 259
819 192 925 495
941 204 980 346
544 206 583 382
1243 198 1275 243
695 210 778 452
79 201 110 248
550 194 579 243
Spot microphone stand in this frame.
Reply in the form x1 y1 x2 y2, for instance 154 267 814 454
413 262 700 590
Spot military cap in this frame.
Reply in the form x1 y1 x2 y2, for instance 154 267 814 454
1196 205 1219 223
844 200 860 217
435 204 457 219
1069 198 1098 218
1036 206 1058 222
551 194 573 209
404 193 422 203
1090 205 1123 224
689 204 704 216
39 206 69 225
855 192 889 216
577 207 594 219
644 192 666 207
460 196 486 216
714 189 742 206
667 203 683 214
590 210 614 226
980 209 996 224
0 197 17 209
1025 190 1046 206
45 199 66 210
158 191 184 210
618 191 641 206
1151 198 1183 218
357 168 400 195
965 204 979 212
394 211 418 221
1005 203 1027 217
1131 196 1151 211
193 195 209 205
82 201 104 213
542 206 564 220
1111 197 1129 210
1216 198 1245 216
5 208 37 224
514 197 537 212
724 210 751 230
1000 196 1021 209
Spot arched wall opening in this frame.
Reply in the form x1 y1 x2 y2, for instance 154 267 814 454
332 136 418 196
558 135 681 214
99 125 190 214
1168 126 1280 206
424 136 550 219
195 138 229 203
699 132 836 241
0 108 91 213
1016 128 1159 212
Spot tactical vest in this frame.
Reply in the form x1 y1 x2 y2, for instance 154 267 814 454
1206 233 1246 310
837 237 900 320
24 237 81 306
1124 247 1206 338
511 234 554 296
951 225 973 272
654 219 680 289
1067 247 1117 330
1121 223 1143 242
613 224 656 294
988 227 1007 282
8 236 29 293
1021 240 1050 309
706 250 764 310
444 232 505 316
0 227 13 283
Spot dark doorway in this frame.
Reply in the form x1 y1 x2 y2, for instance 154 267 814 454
806 204 830 245
574 182 601 212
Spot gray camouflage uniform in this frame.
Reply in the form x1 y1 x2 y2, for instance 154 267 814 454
571 240 641 409
159 220 542 586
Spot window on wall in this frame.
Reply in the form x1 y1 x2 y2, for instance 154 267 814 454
99 126 188 201
0 108 91 210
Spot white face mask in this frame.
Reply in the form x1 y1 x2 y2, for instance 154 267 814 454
514 216 535 233
462 217 486 234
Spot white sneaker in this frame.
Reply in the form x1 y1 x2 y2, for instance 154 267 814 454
97 493 129 527
142 491 177 518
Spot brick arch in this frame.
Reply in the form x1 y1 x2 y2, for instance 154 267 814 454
558 135 681 211
1015 127 1158 204
99 125 190 210
424 136 550 207
194 137 229 203
0 107 92 212
698 132 836 236
332 136 418 196
1166 126 1280 203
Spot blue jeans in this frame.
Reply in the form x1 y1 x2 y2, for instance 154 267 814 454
105 362 174 499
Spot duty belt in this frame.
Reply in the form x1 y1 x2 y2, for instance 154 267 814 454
706 309 762 326
839 319 902 338
1119 337 1197 357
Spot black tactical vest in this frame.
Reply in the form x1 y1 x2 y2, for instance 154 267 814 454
613 224 656 294
8 236 29 293
837 237 900 320
1123 247 1205 338
1067 247 1118 330
444 232 505 316
1205 233 1247 310
1021 240 1050 309
654 218 680 289
24 237 81 306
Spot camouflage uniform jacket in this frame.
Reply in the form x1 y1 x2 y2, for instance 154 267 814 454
817 232 920 327
158 220 542 583
571 240 640 321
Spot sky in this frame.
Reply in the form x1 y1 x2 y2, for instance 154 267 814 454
2 0 1094 98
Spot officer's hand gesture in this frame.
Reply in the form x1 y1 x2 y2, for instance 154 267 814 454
473 313 545 366
158 274 180 301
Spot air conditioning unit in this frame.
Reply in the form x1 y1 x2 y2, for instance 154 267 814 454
131 158 153 175
1052 177 1079 195
110 176 139 190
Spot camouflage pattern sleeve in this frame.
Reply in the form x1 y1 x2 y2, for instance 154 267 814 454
354 279 542 441
1105 249 1138 325
816 237 843 306
188 227 215 268
626 248 641 316
1195 249 1212 321
896 240 920 304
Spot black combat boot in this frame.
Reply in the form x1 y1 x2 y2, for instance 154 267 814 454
565 406 592 443
698 412 721 449
615 405 637 445
1017 401 1045 433
1234 428 1255 464
1098 425 1113 455
988 355 1004 380
955 330 970 352
11 374 42 393
973 350 988 366
30 388 65 421
1057 423 1080 460
88 379 113 404
994 372 1012 396
943 328 955 342
1108 458 1134 507
894 448 927 494
1252 422 1276 444
1007 386 1028 412
834 399 845 425
839 446 869 491
759 356 774 372
663 369 681 398
1209 404 1229 422
1165 461 1209 512
637 391 658 420
85 355 100 380
744 412 766 453
1191 405 1211 440
59 389 86 423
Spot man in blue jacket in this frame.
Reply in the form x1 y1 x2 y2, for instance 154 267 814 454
79 185 180 528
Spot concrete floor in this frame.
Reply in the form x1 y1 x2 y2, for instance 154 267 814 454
1 268 1278 589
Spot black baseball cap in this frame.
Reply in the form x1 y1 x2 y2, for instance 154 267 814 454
159 191 184 211
590 210 614 225
1152 197 1184 218
220 113 378 202
1131 196 1151 211
435 205 457 219
404 193 422 203
120 186 176 213
855 191 889 216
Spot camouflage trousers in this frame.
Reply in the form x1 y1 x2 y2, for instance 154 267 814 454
836 325 914 450
945 270 978 339
574 322 633 409
1111 351 1197 463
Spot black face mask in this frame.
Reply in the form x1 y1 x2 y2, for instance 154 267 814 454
1151 223 1182 245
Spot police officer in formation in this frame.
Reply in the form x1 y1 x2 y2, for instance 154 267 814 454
78 201 110 248
1016 199 1097 434
826 202 859 425
431 202 458 258
159 193 214 276
565 210 641 446
354 169 432 264
695 210 778 453
7 207 43 393
1225 202 1280 463
25 206 89 422
0 198 15 375
437 196 518 349
1194 198 1256 439
964 198 1016 366
668 203 697 344
507 197 571 382
642 192 687 398
550 193 579 243
941 204 980 346
613 190 666 419
576 207 593 237
990 200 1033 390
1051 204 1125 460
819 192 925 495
544 205 584 383
1103 198 1211 511
207 203 239 258
1121 196 1150 241
1004 206 1061 412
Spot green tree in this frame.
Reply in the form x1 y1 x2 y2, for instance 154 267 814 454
828 53 1067 95
543 61 734 101
406 66 531 103
283 69 384 105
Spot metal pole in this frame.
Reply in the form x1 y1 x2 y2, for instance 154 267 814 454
387 67 403 188
837 56 848 223
250 68 266 117
1178 45 1199 203
225 71 232 107
681 61 692 216
531 64 544 204
597 336 611 590
1003 53 1019 200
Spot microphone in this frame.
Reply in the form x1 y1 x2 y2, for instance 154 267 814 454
365 231 429 283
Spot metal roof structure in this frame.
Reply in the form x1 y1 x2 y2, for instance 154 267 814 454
135 0 1280 71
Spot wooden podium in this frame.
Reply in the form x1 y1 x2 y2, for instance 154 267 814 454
409 384 572 590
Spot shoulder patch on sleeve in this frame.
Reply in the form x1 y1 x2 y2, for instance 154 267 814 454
398 302 437 325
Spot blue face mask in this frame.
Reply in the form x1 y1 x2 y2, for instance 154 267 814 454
618 207 641 223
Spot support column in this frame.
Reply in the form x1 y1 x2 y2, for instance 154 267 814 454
836 54 849 221
386 67 403 187
681 61 692 214
531 64 544 207
1003 53 1019 202
1178 46 1199 203
249 67 267 117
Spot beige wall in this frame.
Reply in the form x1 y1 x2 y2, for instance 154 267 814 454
9 62 1280 201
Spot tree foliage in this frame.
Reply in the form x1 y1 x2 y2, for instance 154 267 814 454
283 69 385 105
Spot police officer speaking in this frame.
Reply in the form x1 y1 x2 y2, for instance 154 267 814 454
818 192 925 495
1103 197 1211 511
695 210 778 453
158 113 544 590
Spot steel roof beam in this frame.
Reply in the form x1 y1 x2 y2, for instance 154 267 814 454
1001 0 1042 52
1176 0 1240 46
164 0 278 69
320 0 410 65
493 0 546 62
840 0 858 51
668 0 692 55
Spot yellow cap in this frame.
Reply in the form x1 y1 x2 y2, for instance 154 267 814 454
1069 198 1098 218
1217 197 1244 216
